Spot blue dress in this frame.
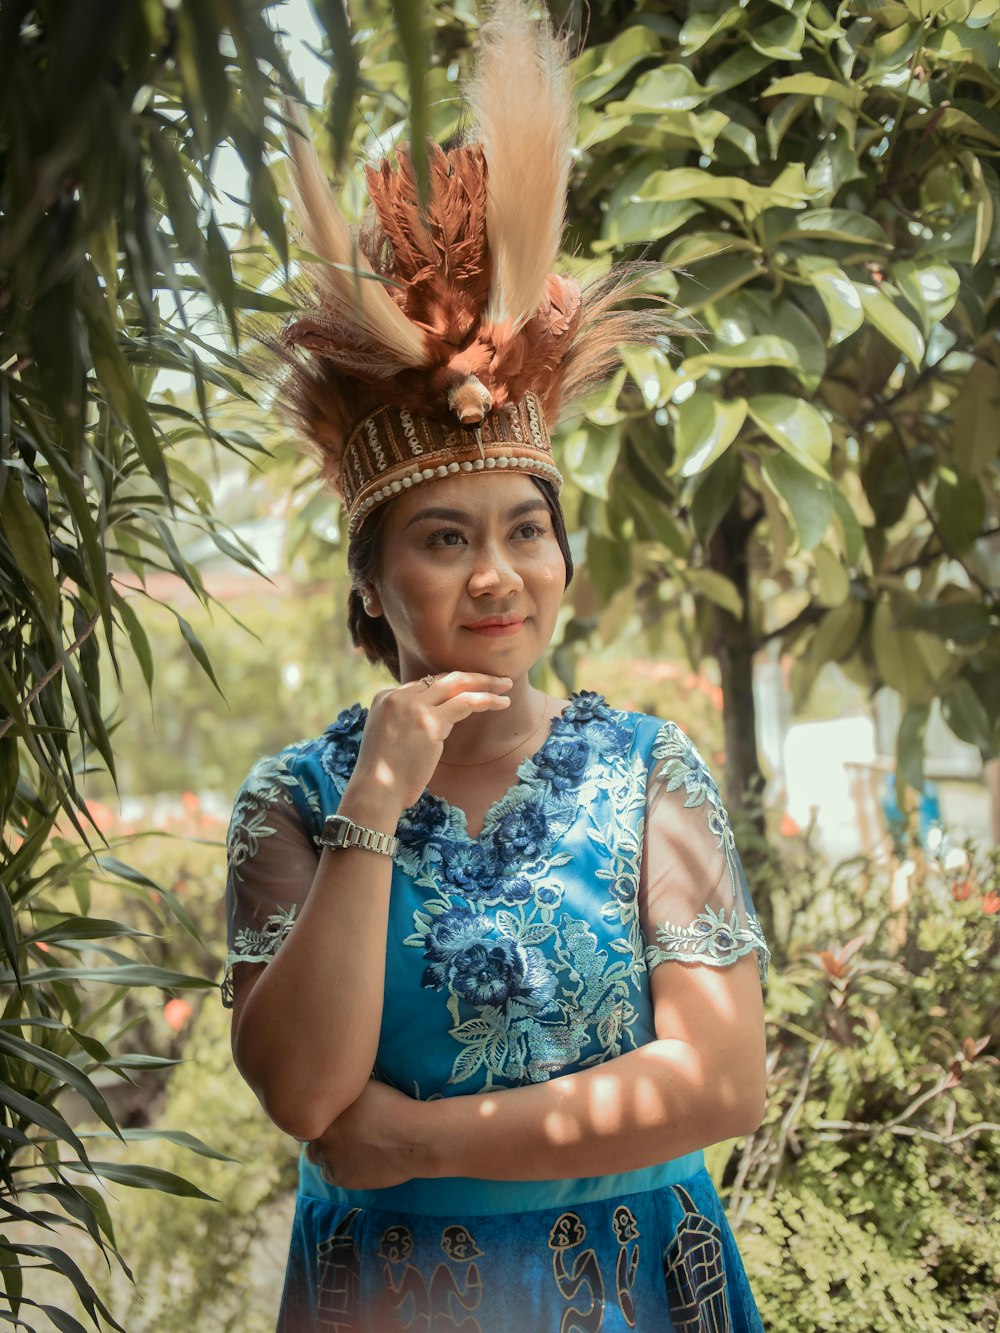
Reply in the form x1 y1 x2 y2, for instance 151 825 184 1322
224 692 769 1332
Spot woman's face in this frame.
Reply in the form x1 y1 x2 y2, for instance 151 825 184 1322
365 473 567 683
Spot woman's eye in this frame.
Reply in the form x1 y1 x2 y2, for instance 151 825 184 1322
514 522 547 540
427 528 466 547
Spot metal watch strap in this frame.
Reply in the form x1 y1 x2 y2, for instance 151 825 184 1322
320 813 399 858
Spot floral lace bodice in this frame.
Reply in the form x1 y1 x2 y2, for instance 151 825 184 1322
223 693 768 1097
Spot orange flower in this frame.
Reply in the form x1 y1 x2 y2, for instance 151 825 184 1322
779 813 800 838
982 891 1000 915
164 999 192 1032
951 880 973 902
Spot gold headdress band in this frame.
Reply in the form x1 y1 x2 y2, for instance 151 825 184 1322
270 1 671 538
343 394 559 536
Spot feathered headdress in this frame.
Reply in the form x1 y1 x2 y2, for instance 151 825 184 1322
271 0 669 535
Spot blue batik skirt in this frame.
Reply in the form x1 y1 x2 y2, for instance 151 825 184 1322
277 1156 763 1332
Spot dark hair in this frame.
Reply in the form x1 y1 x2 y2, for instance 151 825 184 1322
346 475 574 681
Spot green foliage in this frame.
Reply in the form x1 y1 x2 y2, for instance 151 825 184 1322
730 838 1000 1330
0 2 307 1325
552 0 1000 806
100 997 296 1333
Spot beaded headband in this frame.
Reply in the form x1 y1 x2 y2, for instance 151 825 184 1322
342 395 560 536
269 1 671 538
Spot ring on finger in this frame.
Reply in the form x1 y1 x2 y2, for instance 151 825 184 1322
421 674 436 689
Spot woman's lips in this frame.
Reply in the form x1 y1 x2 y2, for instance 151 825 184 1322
463 617 526 637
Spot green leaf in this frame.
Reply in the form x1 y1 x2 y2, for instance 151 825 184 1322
750 13 805 59
0 1032 120 1136
0 1081 88 1161
831 488 864 565
856 284 925 365
871 603 939 705
747 395 832 477
0 880 19 991
897 704 930 795
796 257 864 346
767 95 810 158
705 46 771 93
813 546 850 607
612 477 689 557
671 395 747 477
0 478 59 622
951 360 1000 477
683 336 800 377
761 453 833 550
113 592 154 693
687 568 744 618
892 260 959 335
574 26 663 103
936 473 985 552
620 348 679 408
672 254 761 313
4 1243 123 1331
791 599 865 707
389 0 429 200
110 1128 235 1162
79 268 170 499
941 678 993 752
610 64 707 112
176 614 224 698
562 423 621 500
679 5 744 54
600 198 702 246
783 209 889 245
690 448 741 544
2 965 216 990
765 74 863 110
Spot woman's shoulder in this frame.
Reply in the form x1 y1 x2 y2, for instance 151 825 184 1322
571 691 682 755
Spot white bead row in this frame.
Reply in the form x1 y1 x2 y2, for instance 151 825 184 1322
348 455 563 535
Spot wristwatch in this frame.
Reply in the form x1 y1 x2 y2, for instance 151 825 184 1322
319 812 399 859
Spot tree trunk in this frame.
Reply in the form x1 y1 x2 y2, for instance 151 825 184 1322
709 505 765 840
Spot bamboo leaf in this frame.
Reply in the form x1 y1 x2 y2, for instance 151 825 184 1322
175 613 225 698
0 1033 121 1137
0 1082 88 1162
63 1161 218 1202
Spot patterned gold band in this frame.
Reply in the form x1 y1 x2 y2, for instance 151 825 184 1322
342 392 563 536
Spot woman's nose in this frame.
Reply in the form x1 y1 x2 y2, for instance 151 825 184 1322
467 543 523 596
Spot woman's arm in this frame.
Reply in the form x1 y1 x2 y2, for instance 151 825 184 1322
230 673 512 1143
310 952 765 1188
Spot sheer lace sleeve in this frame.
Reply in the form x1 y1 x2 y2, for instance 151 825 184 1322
221 751 321 1008
640 722 769 984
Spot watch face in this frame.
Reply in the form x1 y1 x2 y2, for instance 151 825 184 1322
322 815 350 847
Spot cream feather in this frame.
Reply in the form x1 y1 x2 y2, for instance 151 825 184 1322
284 104 427 368
467 1 574 331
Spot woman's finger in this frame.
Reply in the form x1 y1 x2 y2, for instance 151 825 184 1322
433 690 514 726
414 671 512 698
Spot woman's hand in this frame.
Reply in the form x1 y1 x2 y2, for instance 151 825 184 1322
305 1079 433 1191
347 672 512 812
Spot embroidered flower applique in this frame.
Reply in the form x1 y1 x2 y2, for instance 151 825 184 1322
421 907 558 1011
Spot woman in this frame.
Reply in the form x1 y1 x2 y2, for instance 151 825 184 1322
223 6 769 1328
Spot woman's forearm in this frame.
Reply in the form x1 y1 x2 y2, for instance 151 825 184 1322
232 786 404 1141
414 1035 766 1182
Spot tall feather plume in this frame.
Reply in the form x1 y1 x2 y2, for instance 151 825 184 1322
555 267 678 415
283 103 427 370
466 1 574 332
